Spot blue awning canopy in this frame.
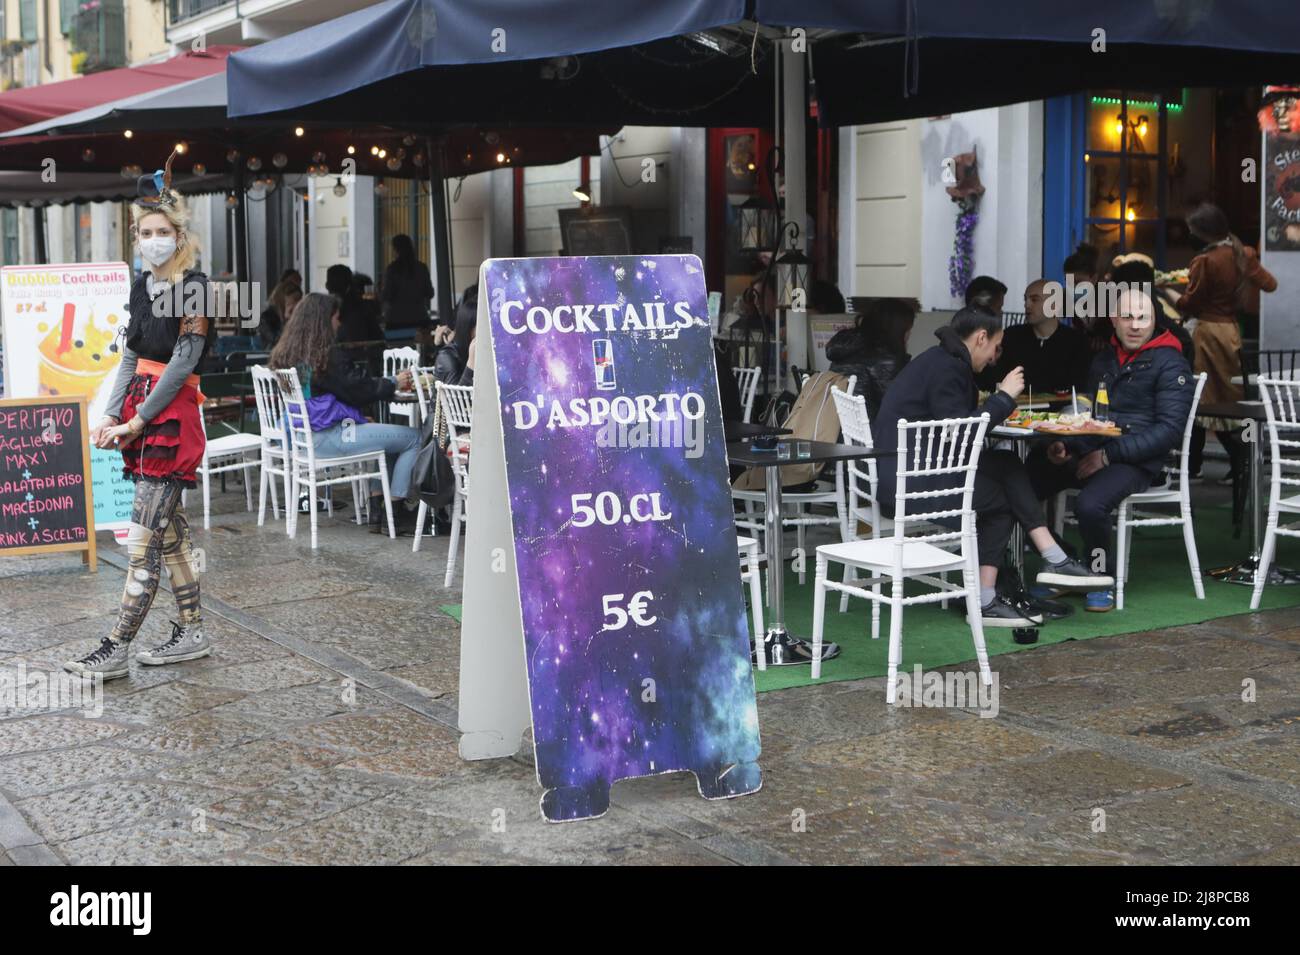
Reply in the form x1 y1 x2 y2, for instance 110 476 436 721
226 0 1300 128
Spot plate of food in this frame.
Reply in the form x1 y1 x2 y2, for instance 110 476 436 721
1004 410 1121 436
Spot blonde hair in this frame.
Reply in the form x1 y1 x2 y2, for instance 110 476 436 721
131 196 199 284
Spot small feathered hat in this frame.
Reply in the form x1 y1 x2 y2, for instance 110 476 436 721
134 146 184 211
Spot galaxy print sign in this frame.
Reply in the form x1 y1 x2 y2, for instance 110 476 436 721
458 255 762 822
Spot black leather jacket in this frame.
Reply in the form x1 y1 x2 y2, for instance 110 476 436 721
825 327 910 420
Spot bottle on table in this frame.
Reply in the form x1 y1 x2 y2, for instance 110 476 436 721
1095 383 1110 422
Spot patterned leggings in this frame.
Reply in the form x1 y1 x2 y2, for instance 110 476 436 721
109 479 202 645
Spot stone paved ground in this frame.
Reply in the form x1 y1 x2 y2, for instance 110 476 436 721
1 481 1297 865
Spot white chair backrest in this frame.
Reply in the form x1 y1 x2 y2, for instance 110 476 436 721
1172 372 1209 484
733 366 761 423
1260 377 1300 497
831 386 877 533
893 414 990 547
251 365 286 445
411 366 438 423
435 382 474 479
273 367 318 471
383 346 420 378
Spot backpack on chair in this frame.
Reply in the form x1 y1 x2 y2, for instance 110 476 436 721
732 370 852 490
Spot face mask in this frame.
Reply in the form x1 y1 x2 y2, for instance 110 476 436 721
139 235 177 267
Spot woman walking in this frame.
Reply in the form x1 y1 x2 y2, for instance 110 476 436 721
66 151 216 680
1176 203 1277 480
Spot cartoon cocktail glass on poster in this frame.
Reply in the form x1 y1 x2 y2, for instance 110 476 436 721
1 264 135 530
458 254 762 822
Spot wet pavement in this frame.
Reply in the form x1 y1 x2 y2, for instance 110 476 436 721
1 484 1297 865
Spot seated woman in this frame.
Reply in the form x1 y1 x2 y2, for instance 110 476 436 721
433 285 478 387
269 292 422 534
824 297 914 420
256 278 302 350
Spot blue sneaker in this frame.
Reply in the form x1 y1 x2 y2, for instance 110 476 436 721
1029 585 1060 601
1085 591 1115 613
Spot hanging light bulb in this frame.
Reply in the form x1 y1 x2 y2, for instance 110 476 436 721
272 152 288 169
333 177 347 198
1137 116 1149 137
370 146 380 156
1125 207 1137 222
174 141 188 155
402 134 417 147
262 177 278 194
496 152 506 163
374 180 388 196
1114 115 1124 136
225 194 238 209
192 162 207 176
378 149 388 159
81 148 95 163
246 156 263 171
123 129 134 139
347 145 356 155
226 149 240 163
412 152 426 167
312 151 327 164
294 126 305 137
386 157 401 171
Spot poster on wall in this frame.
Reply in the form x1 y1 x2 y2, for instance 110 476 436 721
1263 131 1300 252
1 263 135 531
458 254 762 822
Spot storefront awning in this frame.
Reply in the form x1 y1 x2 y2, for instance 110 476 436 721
0 47 243 134
225 0 1300 128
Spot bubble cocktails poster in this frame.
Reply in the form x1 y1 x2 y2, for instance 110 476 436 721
483 254 762 821
1 264 135 530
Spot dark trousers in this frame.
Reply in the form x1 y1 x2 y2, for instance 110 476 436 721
1027 451 1153 576
963 449 1049 567
1190 425 1245 479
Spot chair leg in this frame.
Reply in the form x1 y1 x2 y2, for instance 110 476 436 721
748 564 765 666
1116 504 1128 611
885 577 904 704
1180 501 1205 600
377 461 396 539
202 470 212 531
243 459 255 511
1251 518 1279 610
444 493 464 588
258 461 269 526
308 478 319 550
964 563 993 689
940 570 949 610
1052 490 1067 536
811 554 828 680
412 501 428 553
796 517 807 586
839 563 853 613
279 468 290 531
286 473 298 538
870 574 881 639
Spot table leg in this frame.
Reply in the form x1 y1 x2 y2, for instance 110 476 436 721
756 464 840 666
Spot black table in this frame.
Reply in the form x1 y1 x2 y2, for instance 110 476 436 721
1198 400 1299 586
725 420 792 443
728 439 892 666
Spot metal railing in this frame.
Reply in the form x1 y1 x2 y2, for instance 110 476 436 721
167 0 235 26
71 0 127 73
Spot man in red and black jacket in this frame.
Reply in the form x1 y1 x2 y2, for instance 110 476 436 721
1028 287 1195 611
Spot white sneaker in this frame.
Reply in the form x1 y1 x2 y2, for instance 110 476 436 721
64 638 130 680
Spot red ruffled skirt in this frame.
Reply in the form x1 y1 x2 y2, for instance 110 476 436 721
119 367 206 488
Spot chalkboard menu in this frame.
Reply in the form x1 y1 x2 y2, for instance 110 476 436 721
0 395 97 568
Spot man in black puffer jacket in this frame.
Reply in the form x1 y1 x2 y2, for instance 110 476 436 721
1028 287 1195 611
874 308 1112 628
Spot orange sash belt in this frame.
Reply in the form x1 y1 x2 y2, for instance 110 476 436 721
135 357 207 405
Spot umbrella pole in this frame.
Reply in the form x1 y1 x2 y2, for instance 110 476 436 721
233 157 249 285
427 135 455 327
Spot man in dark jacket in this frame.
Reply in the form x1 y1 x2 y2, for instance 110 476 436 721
1028 287 1195 611
874 308 1111 627
978 279 1091 394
